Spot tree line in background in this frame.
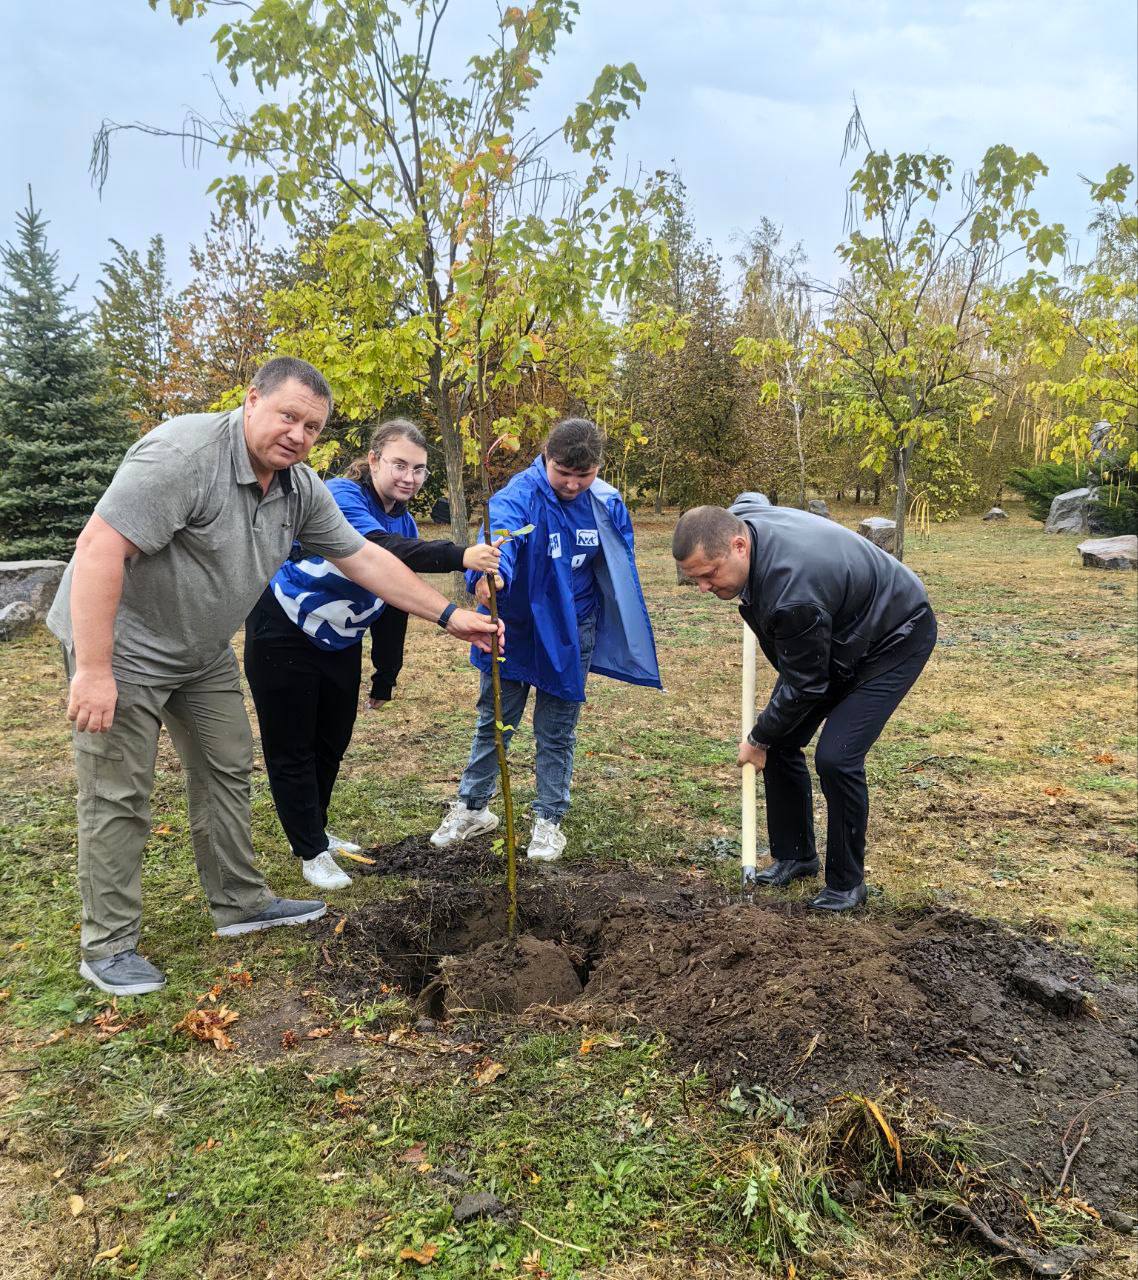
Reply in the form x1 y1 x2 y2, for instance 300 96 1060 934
1 0 1134 562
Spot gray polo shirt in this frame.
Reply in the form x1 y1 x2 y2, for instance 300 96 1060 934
48 408 366 684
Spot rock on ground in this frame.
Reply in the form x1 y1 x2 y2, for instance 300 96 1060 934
982 507 1008 521
0 560 66 620
807 499 832 518
1044 488 1097 534
0 600 36 641
858 516 896 553
1077 535 1138 571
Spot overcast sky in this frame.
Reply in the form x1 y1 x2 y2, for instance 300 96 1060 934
3 0 1135 309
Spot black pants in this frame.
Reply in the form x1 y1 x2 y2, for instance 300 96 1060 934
763 609 937 891
244 597 362 860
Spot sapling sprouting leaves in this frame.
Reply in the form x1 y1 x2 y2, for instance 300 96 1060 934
479 426 521 934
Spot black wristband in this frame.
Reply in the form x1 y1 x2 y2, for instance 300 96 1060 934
437 602 458 629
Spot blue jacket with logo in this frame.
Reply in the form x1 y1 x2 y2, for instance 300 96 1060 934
268 477 418 650
466 456 661 701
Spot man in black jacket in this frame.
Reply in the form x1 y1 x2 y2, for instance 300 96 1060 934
673 497 937 910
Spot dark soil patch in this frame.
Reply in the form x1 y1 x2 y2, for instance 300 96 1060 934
331 836 1138 1211
436 935 583 1015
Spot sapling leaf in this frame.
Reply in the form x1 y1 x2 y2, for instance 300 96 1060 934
494 721 516 732
510 523 535 536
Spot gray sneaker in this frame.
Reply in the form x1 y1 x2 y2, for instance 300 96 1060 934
216 897 327 938
79 950 166 997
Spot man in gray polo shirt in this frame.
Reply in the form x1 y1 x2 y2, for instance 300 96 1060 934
48 356 501 997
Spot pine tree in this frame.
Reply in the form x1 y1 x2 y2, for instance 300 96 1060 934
0 190 131 560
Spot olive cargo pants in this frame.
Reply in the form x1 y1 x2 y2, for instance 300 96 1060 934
67 649 274 960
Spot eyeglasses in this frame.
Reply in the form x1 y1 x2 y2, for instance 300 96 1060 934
379 457 429 481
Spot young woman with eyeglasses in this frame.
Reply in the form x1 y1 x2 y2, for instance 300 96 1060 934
243 418 501 891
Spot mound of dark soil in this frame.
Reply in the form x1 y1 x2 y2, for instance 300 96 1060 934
437 935 583 1015
332 837 1138 1211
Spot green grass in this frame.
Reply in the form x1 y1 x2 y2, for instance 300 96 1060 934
1 502 1134 1277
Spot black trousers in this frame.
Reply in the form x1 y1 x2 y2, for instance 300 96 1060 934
244 599 362 860
763 609 937 891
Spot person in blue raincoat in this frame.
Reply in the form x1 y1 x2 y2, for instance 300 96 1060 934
430 418 661 862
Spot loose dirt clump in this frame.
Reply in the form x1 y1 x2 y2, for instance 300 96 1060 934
436 935 583 1015
334 839 1138 1211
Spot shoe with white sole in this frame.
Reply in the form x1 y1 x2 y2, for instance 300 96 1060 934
325 832 362 855
429 800 499 849
79 949 166 997
216 897 326 937
303 850 352 891
526 816 567 862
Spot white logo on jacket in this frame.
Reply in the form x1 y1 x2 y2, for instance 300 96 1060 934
576 528 599 547
548 532 562 558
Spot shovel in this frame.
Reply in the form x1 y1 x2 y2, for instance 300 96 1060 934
741 620 758 894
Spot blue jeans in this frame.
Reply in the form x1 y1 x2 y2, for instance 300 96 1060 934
458 613 596 823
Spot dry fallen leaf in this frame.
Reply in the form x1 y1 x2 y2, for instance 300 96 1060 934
1093 752 1116 765
579 1033 623 1055
398 1242 438 1265
151 823 174 836
305 1026 335 1039
93 1245 124 1262
398 1143 429 1165
227 969 252 987
0 989 11 1002
473 1060 508 1086
280 1029 300 1050
334 1088 362 1116
334 916 347 936
193 1137 219 1154
174 1006 239 1052
67 1194 85 1216
94 1001 144 1040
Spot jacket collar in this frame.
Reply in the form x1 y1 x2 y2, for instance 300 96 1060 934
360 471 406 517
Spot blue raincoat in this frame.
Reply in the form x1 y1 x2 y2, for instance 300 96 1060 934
467 456 661 701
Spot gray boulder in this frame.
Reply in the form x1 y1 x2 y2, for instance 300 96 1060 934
0 600 36 642
858 516 896 553
807 499 832 519
1077 535 1138 571
1044 487 1098 534
0 559 67 620
982 507 1008 521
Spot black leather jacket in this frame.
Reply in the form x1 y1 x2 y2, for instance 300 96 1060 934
730 494 930 744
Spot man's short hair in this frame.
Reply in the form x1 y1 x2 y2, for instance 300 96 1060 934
672 506 747 562
545 418 605 470
251 357 334 415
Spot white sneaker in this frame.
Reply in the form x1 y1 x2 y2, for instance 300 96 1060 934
429 800 499 849
526 816 567 862
302 850 351 891
325 832 362 855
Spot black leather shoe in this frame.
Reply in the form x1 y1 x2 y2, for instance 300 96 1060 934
807 883 868 911
752 858 820 888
